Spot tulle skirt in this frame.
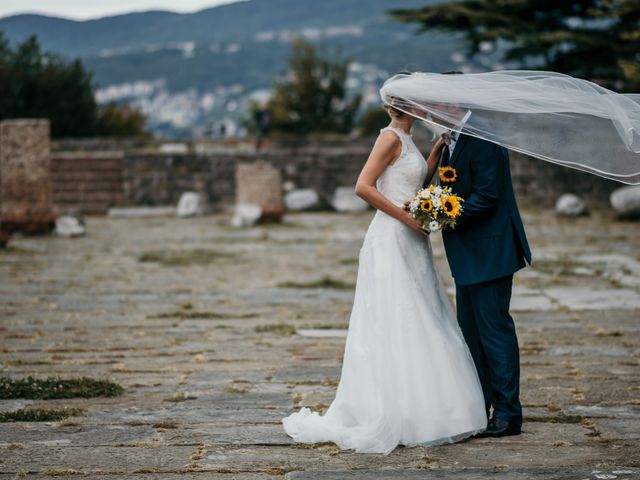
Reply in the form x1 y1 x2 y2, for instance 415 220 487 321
282 211 487 455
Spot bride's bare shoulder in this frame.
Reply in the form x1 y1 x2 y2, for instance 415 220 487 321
375 129 401 148
369 129 402 166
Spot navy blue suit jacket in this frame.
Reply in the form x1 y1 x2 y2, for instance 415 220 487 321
428 133 532 286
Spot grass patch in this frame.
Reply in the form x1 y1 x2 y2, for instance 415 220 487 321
255 322 297 336
0 407 84 422
293 441 341 455
546 402 562 413
300 322 350 330
0 246 39 255
524 414 585 424
594 328 623 337
150 310 258 320
340 258 358 265
153 420 179 429
532 258 604 277
46 469 80 476
520 342 545 356
551 440 573 447
191 444 206 461
163 391 197 402
138 249 235 266
278 276 355 290
55 417 82 427
261 221 303 229
0 376 124 399
224 385 250 394
5 359 53 366
416 455 440 469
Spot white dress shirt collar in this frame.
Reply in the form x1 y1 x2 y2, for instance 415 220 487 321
449 109 472 153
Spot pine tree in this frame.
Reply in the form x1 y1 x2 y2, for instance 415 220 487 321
268 38 361 134
391 0 640 92
0 33 147 137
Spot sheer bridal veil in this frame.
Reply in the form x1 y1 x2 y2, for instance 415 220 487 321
380 71 640 184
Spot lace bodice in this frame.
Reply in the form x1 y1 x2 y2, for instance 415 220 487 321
376 126 427 207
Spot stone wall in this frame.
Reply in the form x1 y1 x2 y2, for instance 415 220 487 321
122 153 236 207
121 143 368 209
51 151 125 215
508 153 620 207
48 137 620 212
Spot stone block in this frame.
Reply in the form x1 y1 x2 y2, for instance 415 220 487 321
235 161 283 221
610 185 640 219
0 119 55 233
331 186 368 212
231 203 262 228
555 193 587 216
55 214 85 237
177 191 206 217
285 188 320 211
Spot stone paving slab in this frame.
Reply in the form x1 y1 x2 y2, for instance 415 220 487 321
285 468 640 480
1 445 197 474
0 476 281 480
0 424 157 447
1 210 639 477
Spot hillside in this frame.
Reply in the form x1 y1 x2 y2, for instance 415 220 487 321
0 0 459 90
0 0 468 136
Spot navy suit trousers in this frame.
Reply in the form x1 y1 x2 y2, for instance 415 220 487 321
455 274 522 426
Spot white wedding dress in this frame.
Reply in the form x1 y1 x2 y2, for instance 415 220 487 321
281 126 488 455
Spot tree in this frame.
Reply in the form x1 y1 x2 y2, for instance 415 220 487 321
0 33 147 137
358 107 391 136
268 38 361 135
96 103 149 138
391 0 640 92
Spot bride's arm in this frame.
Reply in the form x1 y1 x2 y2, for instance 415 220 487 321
423 135 446 186
355 132 426 234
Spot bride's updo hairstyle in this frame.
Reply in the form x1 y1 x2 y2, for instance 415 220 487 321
384 70 414 119
384 96 406 119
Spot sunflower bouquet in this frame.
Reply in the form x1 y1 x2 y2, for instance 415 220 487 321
408 182 464 233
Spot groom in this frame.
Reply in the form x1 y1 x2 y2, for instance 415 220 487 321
425 93 532 437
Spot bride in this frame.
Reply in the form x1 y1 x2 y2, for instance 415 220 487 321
281 99 488 455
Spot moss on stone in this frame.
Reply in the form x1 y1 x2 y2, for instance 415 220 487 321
138 249 236 266
277 276 354 290
150 310 258 320
0 375 124 399
255 322 297 336
0 407 84 422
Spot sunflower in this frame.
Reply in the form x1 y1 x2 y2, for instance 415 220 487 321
420 198 433 213
441 195 463 218
439 166 458 183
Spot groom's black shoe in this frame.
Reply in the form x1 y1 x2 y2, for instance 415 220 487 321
474 417 521 438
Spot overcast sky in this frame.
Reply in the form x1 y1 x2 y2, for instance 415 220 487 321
0 1 244 20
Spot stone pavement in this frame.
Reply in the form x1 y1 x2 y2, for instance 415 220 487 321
0 209 639 479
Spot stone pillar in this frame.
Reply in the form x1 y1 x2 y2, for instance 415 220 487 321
235 161 283 221
0 119 55 235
